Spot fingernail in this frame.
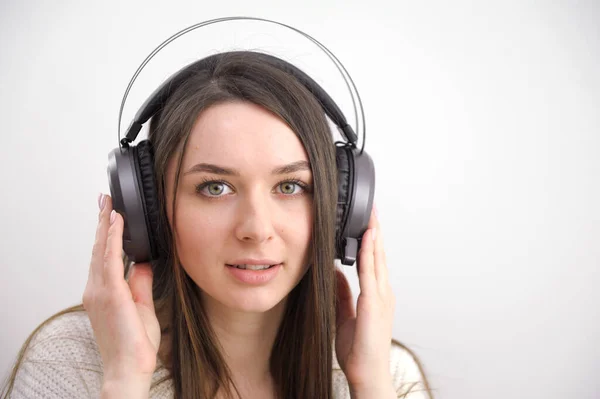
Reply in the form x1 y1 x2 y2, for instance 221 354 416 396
372 228 377 242
110 210 116 225
98 193 106 211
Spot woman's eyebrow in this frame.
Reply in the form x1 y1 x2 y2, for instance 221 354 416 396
183 160 311 176
271 160 310 175
184 163 238 176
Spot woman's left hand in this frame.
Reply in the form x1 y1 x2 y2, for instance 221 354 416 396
335 205 397 397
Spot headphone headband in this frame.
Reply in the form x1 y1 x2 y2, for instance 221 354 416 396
122 51 358 147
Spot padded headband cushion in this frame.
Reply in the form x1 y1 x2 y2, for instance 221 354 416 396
134 140 161 259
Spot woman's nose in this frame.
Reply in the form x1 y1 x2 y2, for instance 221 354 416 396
234 194 276 243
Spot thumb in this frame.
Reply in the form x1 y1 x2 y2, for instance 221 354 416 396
335 268 355 328
128 262 154 308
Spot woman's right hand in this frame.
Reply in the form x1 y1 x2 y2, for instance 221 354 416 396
82 194 161 386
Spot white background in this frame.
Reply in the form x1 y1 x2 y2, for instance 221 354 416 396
1 1 599 398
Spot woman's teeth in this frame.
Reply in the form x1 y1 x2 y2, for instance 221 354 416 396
231 264 274 270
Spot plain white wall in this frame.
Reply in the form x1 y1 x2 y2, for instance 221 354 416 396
1 1 598 398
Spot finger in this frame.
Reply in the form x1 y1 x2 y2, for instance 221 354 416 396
357 227 377 295
335 269 355 328
103 209 126 288
88 194 112 284
367 202 377 230
372 205 389 288
128 263 154 309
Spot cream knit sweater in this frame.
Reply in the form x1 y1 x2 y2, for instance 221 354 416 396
9 311 429 398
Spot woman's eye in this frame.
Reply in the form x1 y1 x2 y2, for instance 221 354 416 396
277 181 304 195
197 182 232 197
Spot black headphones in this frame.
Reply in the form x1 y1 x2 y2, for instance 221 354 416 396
107 18 375 266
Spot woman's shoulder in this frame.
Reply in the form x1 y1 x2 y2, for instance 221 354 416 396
332 339 430 398
26 310 99 356
10 309 172 399
389 339 431 398
10 310 104 398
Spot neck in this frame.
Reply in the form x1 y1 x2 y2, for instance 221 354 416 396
202 294 286 389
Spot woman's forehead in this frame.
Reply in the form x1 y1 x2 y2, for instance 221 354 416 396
183 102 309 168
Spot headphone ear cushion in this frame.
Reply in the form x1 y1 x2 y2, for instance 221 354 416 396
335 146 353 257
134 140 161 259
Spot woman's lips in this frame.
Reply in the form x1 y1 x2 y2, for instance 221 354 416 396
225 263 282 285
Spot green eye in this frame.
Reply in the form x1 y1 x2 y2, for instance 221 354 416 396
195 181 232 197
277 180 309 195
207 183 225 196
279 182 297 194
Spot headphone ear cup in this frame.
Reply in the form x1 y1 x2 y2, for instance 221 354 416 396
335 145 376 266
133 140 161 260
107 145 151 263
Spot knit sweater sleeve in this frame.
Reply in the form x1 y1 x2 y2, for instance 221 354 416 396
9 311 173 399
10 311 104 399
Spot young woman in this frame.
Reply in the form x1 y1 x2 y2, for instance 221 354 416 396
2 51 433 398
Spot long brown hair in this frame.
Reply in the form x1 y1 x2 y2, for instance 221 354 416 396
150 51 339 398
2 51 433 399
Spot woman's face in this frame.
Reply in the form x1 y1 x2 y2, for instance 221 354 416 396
165 101 313 313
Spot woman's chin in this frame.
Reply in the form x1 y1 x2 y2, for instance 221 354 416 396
221 292 286 314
